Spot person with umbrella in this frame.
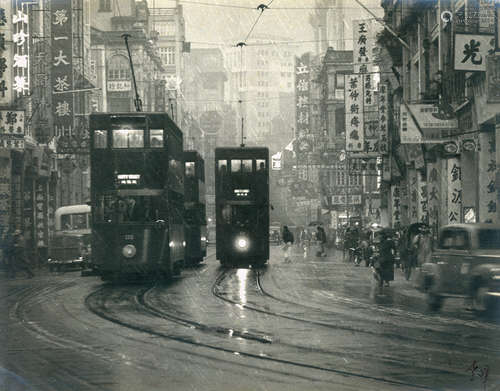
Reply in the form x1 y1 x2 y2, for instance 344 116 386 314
376 228 396 287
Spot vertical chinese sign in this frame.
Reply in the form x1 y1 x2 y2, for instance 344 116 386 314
35 181 48 247
417 171 428 223
295 53 310 140
13 2 30 109
0 0 12 106
353 19 374 74
51 0 73 137
378 83 389 155
408 169 418 224
391 185 401 228
479 132 497 222
345 74 364 152
447 158 462 223
0 150 10 230
427 161 441 233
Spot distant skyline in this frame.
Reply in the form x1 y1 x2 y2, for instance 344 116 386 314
149 0 383 53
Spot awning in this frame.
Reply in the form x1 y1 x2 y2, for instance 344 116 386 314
400 103 458 144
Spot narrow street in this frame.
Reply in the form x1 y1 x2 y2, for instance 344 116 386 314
1 246 498 391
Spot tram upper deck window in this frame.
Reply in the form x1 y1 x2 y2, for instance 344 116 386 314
231 160 241 173
218 160 228 174
150 129 163 148
112 129 144 148
242 160 252 173
94 130 107 148
185 161 195 177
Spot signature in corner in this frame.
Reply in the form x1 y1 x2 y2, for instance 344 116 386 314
468 360 489 389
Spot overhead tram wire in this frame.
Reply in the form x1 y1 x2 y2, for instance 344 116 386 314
179 0 386 10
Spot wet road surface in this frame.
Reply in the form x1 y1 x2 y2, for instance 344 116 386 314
1 245 499 391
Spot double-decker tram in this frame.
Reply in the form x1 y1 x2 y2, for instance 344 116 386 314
89 113 185 281
215 147 269 267
183 150 207 265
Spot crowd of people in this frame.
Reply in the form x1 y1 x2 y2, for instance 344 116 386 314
278 222 433 288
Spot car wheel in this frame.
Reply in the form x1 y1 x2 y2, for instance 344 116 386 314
427 293 443 311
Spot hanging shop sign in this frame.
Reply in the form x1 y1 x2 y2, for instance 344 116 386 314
447 158 462 223
345 74 364 152
271 151 282 170
378 83 389 155
382 156 391 181
427 161 441 230
486 55 500 102
51 0 73 137
0 0 12 106
391 185 402 228
295 53 311 143
408 169 419 224
353 19 375 74
400 103 457 143
13 2 29 100
417 171 428 224
479 132 497 223
107 80 132 92
35 180 48 247
0 109 25 148
22 177 33 243
0 151 10 229
364 110 379 153
454 33 495 72
330 194 362 205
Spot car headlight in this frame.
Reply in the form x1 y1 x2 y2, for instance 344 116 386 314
122 244 136 258
182 241 186 247
201 236 207 242
235 237 249 251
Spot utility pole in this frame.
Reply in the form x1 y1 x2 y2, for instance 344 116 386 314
239 99 245 147
122 34 142 112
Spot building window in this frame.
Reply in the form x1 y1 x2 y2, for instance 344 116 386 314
159 47 175 66
108 55 130 80
99 0 111 12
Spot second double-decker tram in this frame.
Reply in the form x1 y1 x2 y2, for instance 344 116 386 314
89 113 185 281
183 151 207 265
215 147 269 267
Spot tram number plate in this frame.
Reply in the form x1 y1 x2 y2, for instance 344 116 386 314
460 262 470 274
124 234 134 240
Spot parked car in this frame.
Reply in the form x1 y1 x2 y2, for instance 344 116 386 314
48 205 91 272
418 224 500 313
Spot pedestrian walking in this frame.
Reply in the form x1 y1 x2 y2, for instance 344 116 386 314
282 226 294 263
10 230 34 279
316 226 327 257
378 229 395 287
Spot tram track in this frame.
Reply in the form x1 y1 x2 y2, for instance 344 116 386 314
212 267 500 360
85 284 438 390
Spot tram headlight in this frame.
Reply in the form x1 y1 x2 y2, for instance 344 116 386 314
122 244 136 258
182 241 186 247
235 237 249 251
201 236 207 242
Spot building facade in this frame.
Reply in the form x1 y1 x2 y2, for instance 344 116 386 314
379 0 500 233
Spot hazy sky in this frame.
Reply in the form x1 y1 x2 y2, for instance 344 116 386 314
150 0 383 53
